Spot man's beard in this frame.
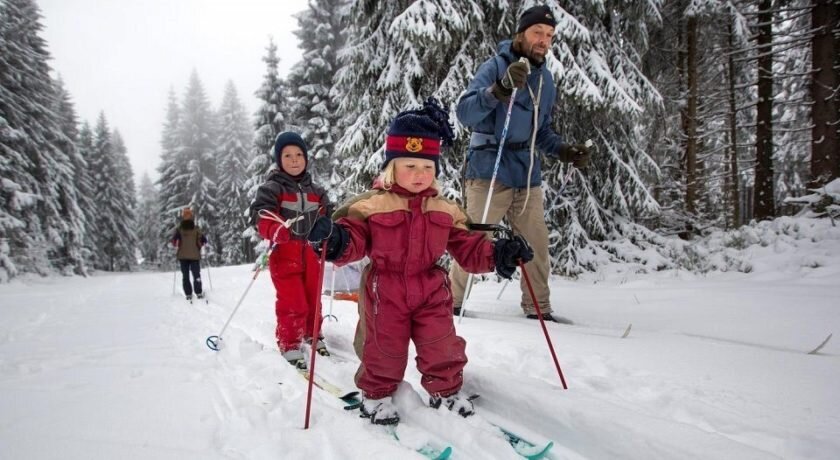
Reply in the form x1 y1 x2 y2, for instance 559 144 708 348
514 37 547 64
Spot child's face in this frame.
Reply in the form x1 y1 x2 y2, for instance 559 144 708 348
280 145 306 176
393 157 435 194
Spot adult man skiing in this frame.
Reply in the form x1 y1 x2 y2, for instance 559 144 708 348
172 207 207 301
449 5 591 322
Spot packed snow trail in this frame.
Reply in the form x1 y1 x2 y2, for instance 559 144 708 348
1 237 839 460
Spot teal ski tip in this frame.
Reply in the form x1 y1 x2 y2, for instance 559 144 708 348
419 445 452 460
512 440 553 460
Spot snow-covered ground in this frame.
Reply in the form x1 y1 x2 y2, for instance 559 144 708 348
1 217 838 460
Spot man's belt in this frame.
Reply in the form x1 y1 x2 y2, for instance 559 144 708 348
469 132 530 152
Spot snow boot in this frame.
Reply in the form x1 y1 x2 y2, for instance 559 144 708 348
526 312 573 325
305 337 330 357
360 396 399 425
429 392 474 417
282 349 306 370
185 294 193 301
196 292 205 300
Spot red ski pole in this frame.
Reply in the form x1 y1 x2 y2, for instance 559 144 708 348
304 240 329 429
519 261 568 389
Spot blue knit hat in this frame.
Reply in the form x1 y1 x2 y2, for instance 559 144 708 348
384 98 454 177
273 131 308 165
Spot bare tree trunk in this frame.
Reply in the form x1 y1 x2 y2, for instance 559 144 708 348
684 16 699 215
726 19 741 228
810 0 840 187
754 0 776 221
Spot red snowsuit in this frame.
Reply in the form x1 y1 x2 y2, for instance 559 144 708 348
332 183 495 399
251 169 332 352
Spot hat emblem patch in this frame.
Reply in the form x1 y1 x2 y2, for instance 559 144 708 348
405 137 424 153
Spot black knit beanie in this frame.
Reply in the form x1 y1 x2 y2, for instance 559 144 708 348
517 5 556 33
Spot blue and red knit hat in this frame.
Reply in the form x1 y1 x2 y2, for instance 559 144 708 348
383 98 454 177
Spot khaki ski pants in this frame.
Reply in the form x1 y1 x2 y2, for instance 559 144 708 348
449 179 552 315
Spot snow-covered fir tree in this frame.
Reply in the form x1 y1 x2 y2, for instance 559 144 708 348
135 173 161 267
286 0 350 194
244 38 288 245
52 77 88 275
89 113 136 271
0 0 88 280
75 122 99 267
215 81 254 264
333 0 514 201
110 129 139 266
155 88 185 262
175 70 220 260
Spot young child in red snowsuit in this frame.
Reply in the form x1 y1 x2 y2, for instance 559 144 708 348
306 99 534 425
250 132 333 369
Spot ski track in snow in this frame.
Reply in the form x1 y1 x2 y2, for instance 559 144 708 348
1 247 839 459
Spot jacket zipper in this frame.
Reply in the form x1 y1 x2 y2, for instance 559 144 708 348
372 272 380 315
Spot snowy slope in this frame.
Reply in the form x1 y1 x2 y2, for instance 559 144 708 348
1 218 838 460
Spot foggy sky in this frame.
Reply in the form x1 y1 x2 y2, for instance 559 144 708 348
39 0 309 184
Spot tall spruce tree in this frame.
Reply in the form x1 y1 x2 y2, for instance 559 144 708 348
90 113 135 271
52 77 88 275
176 70 219 261
0 0 83 279
135 173 161 267
287 0 350 191
215 81 253 264
76 122 98 267
155 88 185 263
244 38 288 246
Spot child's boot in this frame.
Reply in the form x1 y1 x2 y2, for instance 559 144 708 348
282 349 306 370
305 337 330 356
360 396 399 425
429 392 474 417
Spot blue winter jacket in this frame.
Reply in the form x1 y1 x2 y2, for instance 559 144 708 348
457 40 565 188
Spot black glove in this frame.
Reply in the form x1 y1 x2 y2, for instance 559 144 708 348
489 60 529 101
558 143 591 168
493 235 535 279
306 217 349 261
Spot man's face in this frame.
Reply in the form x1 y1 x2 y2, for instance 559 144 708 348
517 23 555 62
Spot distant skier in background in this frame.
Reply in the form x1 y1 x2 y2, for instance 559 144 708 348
171 207 207 301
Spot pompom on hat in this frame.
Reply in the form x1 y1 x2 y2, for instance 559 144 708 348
516 5 556 33
383 98 454 177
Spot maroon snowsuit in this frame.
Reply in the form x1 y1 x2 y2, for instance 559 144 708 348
251 169 332 352
332 183 495 399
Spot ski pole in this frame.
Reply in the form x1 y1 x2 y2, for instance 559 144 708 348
323 264 338 322
459 57 529 323
172 264 177 295
205 243 275 351
206 261 213 291
519 260 568 389
304 240 329 429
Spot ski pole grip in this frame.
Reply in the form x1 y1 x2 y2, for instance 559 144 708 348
518 56 530 74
